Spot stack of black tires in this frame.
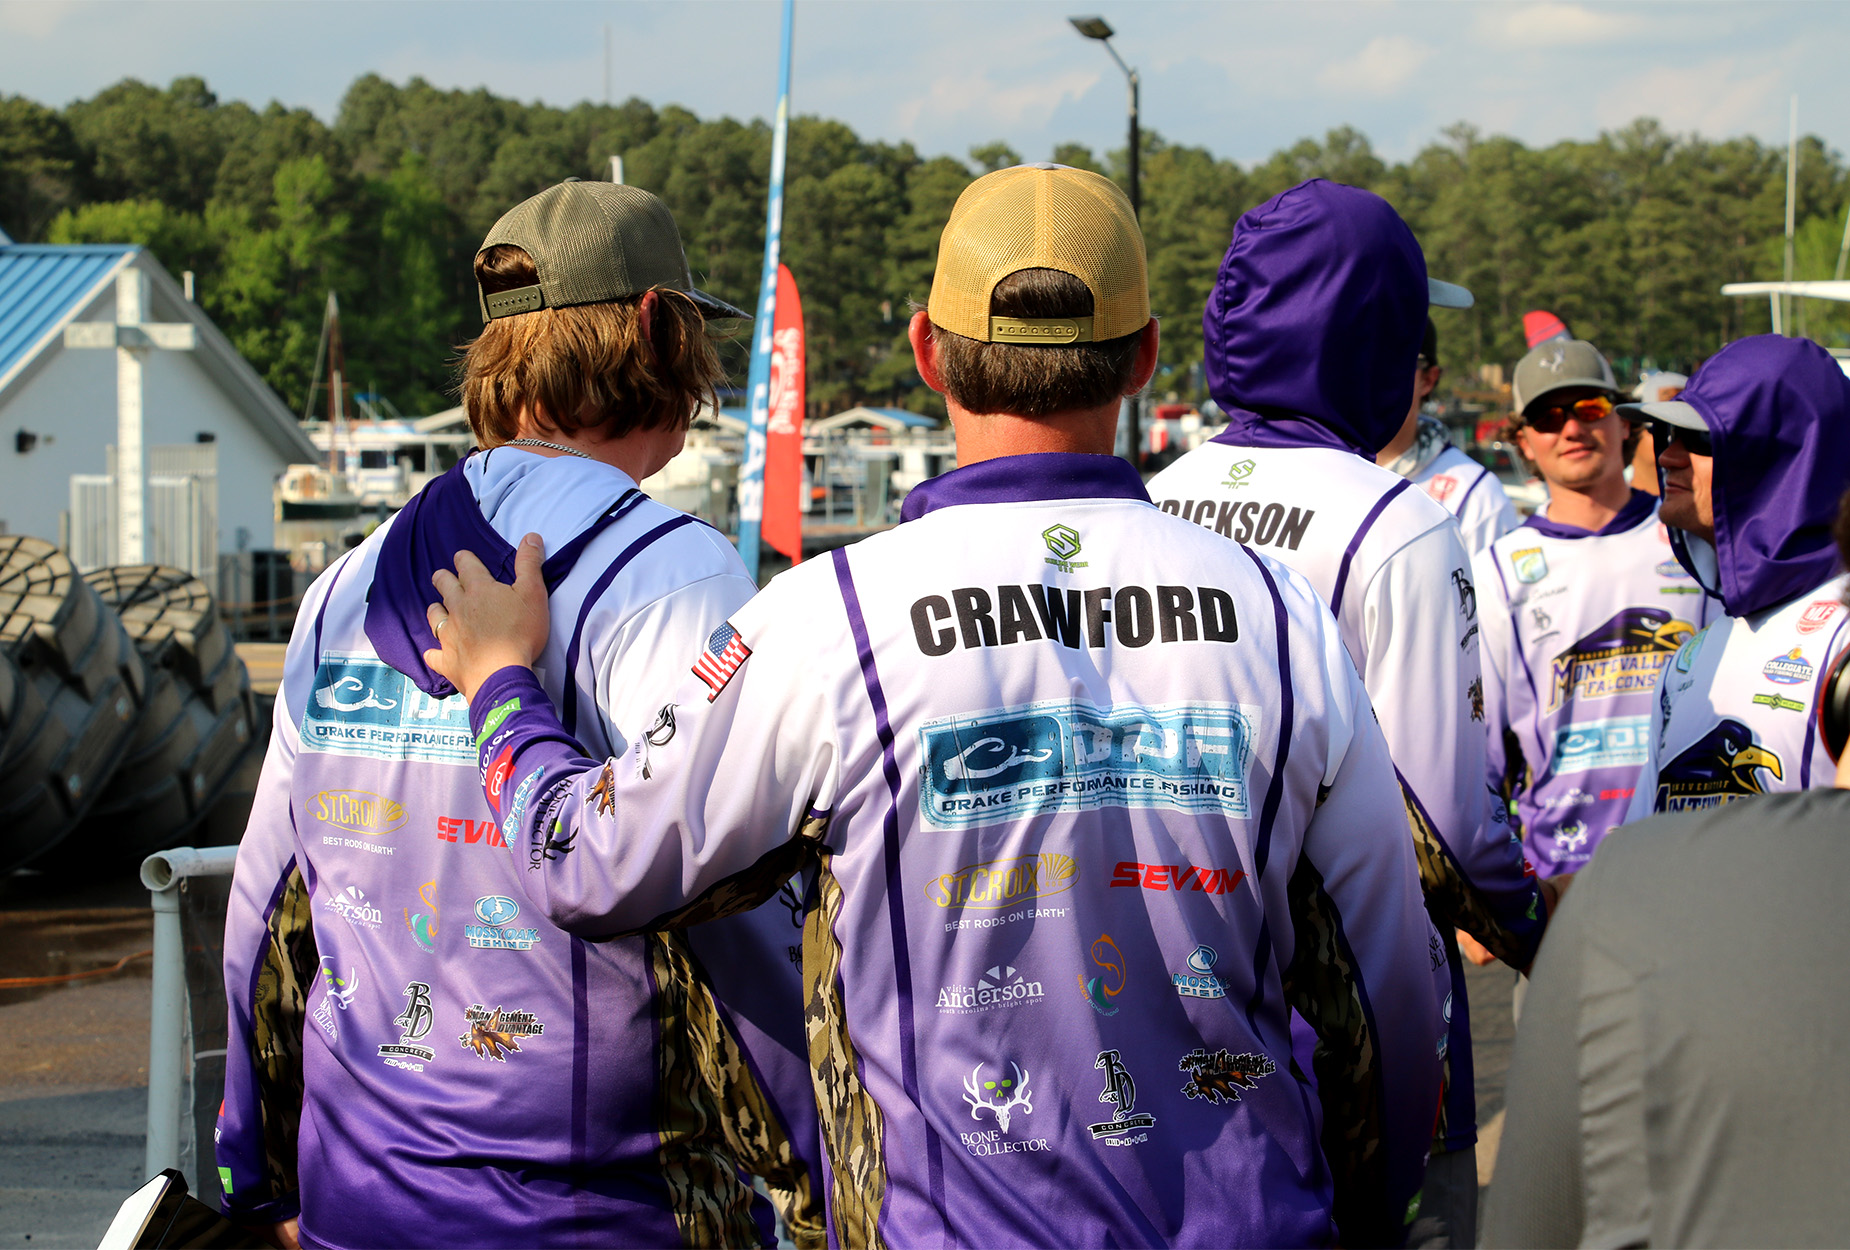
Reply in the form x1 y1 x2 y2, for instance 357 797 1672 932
0 537 259 874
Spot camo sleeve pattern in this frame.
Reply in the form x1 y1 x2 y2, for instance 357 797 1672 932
646 930 789 1249
1403 778 1543 970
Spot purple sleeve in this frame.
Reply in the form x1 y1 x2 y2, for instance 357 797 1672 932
217 708 310 1223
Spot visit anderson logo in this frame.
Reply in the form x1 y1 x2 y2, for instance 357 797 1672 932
937 964 1045 1014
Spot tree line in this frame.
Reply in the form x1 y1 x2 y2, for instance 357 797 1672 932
3 74 1845 419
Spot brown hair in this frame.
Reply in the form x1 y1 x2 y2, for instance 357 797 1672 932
1836 487 1850 591
461 244 723 446
929 268 1142 417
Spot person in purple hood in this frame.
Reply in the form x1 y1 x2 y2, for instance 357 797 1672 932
1621 334 1850 818
1146 179 1555 1248
216 181 821 1249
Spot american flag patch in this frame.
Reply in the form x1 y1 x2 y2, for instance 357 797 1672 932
692 622 752 700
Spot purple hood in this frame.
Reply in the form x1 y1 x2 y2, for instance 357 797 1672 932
1205 179 1427 458
1667 335 1850 618
364 457 639 697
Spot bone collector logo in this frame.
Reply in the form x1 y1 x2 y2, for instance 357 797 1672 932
959 1061 1048 1158
378 981 436 1071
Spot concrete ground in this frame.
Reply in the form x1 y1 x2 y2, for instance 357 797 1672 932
1463 959 1519 1227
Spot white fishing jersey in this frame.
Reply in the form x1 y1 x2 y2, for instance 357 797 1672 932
472 453 1445 1249
1629 574 1850 819
1409 445 1521 556
1147 439 1546 1152
1473 493 1719 875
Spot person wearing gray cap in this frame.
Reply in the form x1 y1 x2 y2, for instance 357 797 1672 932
1469 338 1717 947
216 180 821 1248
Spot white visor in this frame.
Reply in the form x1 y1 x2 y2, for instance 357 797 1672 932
1615 398 1707 431
1429 278 1474 309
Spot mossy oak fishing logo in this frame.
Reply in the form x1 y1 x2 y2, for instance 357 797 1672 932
1178 1048 1276 1106
379 981 436 1070
918 698 1255 830
460 1004 546 1061
1171 944 1228 999
1546 608 1697 714
1222 459 1256 489
1089 1050 1156 1145
1655 719 1784 813
1043 524 1088 574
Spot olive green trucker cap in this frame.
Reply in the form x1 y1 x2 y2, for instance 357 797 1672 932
928 163 1150 344
475 180 749 323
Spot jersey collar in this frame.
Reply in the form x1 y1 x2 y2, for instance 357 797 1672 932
899 452 1150 522
1521 487 1655 540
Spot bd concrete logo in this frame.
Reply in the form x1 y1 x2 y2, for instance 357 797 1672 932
918 699 1255 830
310 791 407 836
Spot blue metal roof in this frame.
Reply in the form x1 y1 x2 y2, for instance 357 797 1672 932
858 406 937 428
0 245 133 383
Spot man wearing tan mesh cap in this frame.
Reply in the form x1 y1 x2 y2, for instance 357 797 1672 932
418 164 1443 1247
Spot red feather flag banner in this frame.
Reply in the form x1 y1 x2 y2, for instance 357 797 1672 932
763 262 806 565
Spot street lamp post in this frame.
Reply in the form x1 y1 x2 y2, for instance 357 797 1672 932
1069 14 1142 465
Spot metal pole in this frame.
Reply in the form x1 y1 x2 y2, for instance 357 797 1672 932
1124 64 1141 468
117 268 148 564
140 846 239 1183
1783 95 1798 335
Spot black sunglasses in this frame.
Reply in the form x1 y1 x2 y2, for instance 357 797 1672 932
1644 417 1713 458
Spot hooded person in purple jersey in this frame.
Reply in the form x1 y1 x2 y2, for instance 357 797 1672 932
1145 179 1555 1248
1621 334 1850 817
216 181 822 1249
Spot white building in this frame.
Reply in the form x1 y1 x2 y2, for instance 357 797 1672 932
0 240 317 565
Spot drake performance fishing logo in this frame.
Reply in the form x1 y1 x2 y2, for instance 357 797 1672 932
1655 719 1784 813
301 653 474 765
1546 608 1696 713
918 699 1255 830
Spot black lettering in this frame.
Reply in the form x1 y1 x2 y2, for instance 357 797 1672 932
911 596 955 656
1027 584 1083 648
1276 507 1314 551
1157 586 1198 642
1201 588 1239 642
1159 499 1180 516
1115 586 1155 647
1254 503 1285 546
1215 501 1237 538
997 585 1043 645
1234 501 1262 544
1195 500 1217 526
1083 588 1113 648
953 588 997 649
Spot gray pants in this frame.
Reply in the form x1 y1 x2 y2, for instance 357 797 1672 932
1408 1144 1479 1249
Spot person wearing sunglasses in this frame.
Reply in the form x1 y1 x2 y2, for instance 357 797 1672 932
1470 340 1719 909
1616 333 1850 822
1482 488 1850 1249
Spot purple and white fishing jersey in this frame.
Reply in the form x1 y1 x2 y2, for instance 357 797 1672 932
1152 179 1548 1160
1626 335 1850 822
1628 575 1848 819
1409 444 1521 556
1384 417 1521 556
1474 492 1719 875
218 450 818 1249
471 453 1444 1249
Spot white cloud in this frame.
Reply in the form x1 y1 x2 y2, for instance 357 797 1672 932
893 66 1101 145
1313 34 1435 97
0 0 82 39
1481 2 1650 49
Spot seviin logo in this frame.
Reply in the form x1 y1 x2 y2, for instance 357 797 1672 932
937 965 1045 1015
1042 524 1088 574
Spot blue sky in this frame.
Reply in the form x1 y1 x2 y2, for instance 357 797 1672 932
3 1 1846 170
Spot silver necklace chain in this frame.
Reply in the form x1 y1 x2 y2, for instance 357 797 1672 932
503 437 591 459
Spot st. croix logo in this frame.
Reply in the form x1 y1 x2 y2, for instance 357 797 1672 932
310 791 407 836
1042 524 1088 574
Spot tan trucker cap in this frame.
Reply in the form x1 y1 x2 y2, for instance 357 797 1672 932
928 164 1150 345
475 179 749 323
